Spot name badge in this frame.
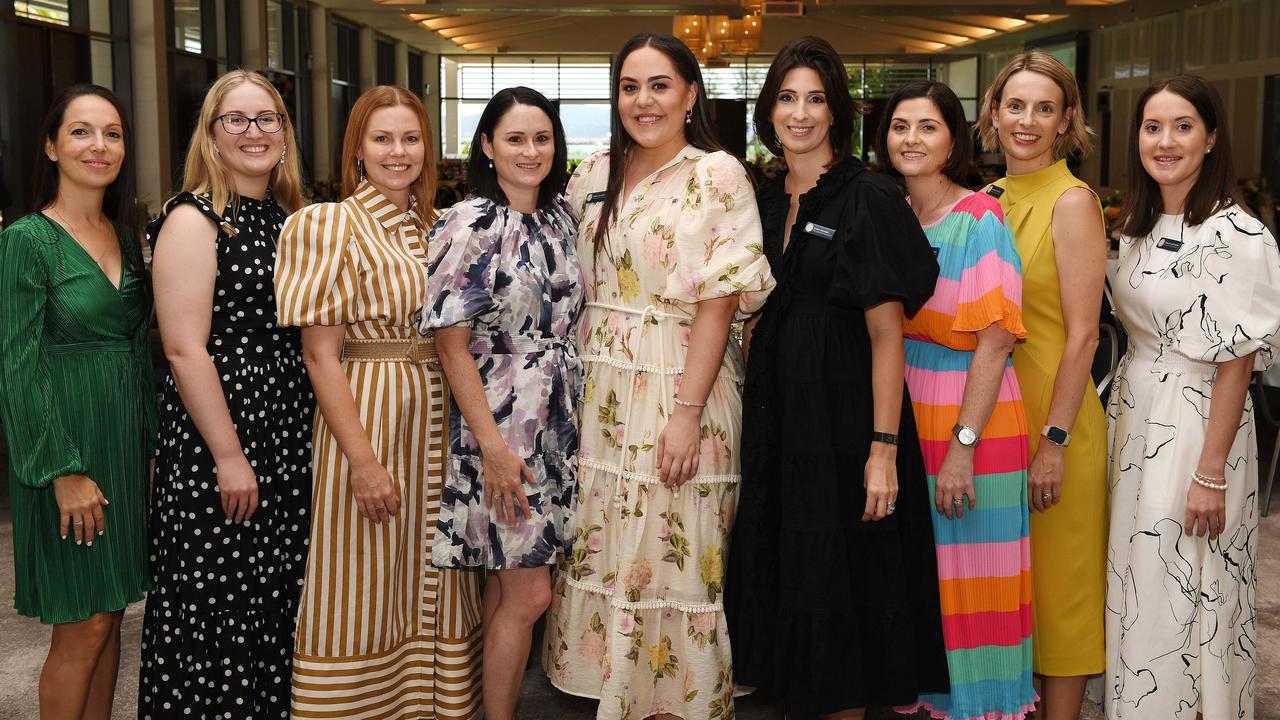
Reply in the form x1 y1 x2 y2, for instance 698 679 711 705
985 185 1005 198
1156 237 1184 251
586 191 607 204
804 222 836 239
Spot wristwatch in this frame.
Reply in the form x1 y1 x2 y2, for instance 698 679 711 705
1042 425 1072 447
952 424 979 447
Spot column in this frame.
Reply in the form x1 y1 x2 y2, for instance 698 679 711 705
309 5 331 182
131 0 170 213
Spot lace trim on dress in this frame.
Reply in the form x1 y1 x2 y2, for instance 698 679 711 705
564 576 723 613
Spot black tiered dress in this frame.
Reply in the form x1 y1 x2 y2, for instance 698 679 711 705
724 158 949 716
138 192 314 719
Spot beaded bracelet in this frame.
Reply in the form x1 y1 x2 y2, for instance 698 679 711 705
1191 470 1228 491
673 397 707 409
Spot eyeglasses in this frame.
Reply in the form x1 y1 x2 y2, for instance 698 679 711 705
217 112 285 135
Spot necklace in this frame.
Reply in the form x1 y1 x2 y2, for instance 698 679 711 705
50 206 111 269
913 183 960 225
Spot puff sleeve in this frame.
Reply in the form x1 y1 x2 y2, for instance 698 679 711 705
0 221 85 487
422 198 502 330
661 151 774 317
828 175 940 316
951 193 1028 339
1173 207 1280 370
275 201 359 327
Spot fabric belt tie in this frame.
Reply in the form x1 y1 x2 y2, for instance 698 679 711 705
47 339 132 356
469 334 571 355
341 336 440 368
584 301 691 528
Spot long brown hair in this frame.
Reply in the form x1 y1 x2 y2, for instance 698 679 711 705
28 84 138 229
979 50 1093 160
1119 75 1250 238
591 33 725 257
341 85 437 226
178 69 304 216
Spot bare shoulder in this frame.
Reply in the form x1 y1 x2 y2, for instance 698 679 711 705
1054 186 1100 216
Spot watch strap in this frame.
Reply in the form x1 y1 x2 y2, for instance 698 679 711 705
871 431 899 446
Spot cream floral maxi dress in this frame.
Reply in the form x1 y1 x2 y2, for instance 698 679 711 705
543 146 774 719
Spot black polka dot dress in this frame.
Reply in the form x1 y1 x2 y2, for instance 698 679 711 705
138 192 315 720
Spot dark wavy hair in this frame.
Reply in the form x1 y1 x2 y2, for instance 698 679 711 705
876 80 974 185
1120 74 1250 237
591 32 726 257
467 86 568 210
753 36 857 163
27 83 137 229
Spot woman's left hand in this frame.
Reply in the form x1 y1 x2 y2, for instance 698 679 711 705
656 406 702 489
1185 480 1227 540
1028 442 1065 512
862 448 899 522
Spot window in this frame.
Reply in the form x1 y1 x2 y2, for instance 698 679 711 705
408 50 425 100
376 38 395 86
266 0 311 180
440 55 611 160
166 0 240 179
330 21 360 177
15 0 71 26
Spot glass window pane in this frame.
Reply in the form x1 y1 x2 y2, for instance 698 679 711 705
174 0 203 53
266 0 284 69
492 56 559 98
561 102 610 159
15 0 71 26
557 60 610 100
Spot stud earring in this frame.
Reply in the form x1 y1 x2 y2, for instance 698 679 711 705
685 109 692 125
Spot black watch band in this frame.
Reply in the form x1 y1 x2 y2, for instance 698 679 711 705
871 432 899 446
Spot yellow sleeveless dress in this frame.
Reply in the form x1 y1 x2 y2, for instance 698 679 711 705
992 159 1106 677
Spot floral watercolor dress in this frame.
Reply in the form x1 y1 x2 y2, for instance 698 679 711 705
542 146 774 720
422 196 584 570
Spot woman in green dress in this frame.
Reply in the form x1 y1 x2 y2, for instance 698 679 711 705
0 83 155 719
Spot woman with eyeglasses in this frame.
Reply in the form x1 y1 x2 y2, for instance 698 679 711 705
137 70 312 719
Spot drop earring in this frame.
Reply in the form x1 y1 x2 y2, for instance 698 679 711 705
279 148 286 166
685 109 692 125
357 158 365 179
488 158 494 170
212 145 220 157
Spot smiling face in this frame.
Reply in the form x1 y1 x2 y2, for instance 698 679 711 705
482 102 555 210
45 94 125 194
212 81 285 192
993 70 1071 169
617 46 697 155
1138 89 1214 209
886 96 952 179
770 67 833 159
357 104 425 207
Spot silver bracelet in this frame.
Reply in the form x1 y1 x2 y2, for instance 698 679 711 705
673 397 707 409
1191 470 1228 491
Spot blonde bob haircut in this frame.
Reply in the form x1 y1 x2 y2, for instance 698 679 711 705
340 85 437 227
979 50 1094 160
177 69 304 216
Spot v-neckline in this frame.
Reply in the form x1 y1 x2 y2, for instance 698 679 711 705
41 212 127 291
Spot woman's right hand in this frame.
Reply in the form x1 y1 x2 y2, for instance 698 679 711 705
216 456 259 523
52 474 108 544
482 443 535 527
350 458 401 524
935 444 977 520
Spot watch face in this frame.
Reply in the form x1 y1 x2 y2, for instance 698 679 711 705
1045 427 1069 445
957 426 978 445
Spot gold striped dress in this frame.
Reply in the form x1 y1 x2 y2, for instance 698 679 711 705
275 181 483 720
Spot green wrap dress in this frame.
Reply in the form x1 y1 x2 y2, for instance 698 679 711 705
0 212 156 624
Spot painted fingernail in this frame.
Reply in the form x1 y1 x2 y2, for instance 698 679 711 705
77 539 82 545
87 541 93 546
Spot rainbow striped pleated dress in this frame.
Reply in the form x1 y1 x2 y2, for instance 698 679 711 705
900 191 1038 720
